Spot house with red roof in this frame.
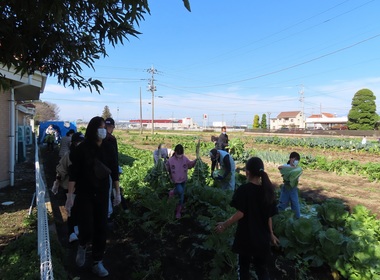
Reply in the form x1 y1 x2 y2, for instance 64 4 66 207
270 111 305 130
305 112 348 130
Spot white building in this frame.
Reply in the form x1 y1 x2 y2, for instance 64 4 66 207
270 111 304 130
306 113 348 130
128 118 198 130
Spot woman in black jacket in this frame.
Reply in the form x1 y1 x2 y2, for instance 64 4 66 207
65 116 120 278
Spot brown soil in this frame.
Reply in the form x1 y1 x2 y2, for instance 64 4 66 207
0 145 36 252
1 132 379 280
133 140 380 218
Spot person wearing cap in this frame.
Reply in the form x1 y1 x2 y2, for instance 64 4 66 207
59 129 75 158
210 148 236 191
51 132 84 243
104 117 123 218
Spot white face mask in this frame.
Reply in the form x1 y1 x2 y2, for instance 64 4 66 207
293 160 299 166
97 128 107 140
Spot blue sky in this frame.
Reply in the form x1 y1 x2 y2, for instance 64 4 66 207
41 0 380 126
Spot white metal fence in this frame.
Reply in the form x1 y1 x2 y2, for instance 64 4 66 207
35 140 54 280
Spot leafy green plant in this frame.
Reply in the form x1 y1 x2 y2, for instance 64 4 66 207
0 232 67 280
317 198 349 228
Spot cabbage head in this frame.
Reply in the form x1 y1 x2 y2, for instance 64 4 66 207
318 198 349 228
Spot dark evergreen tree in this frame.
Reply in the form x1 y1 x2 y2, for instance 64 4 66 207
261 113 267 129
102 106 112 120
347 89 377 130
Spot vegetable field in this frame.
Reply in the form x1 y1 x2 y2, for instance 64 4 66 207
103 131 380 280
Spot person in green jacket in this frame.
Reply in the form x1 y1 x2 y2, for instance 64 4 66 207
277 152 302 218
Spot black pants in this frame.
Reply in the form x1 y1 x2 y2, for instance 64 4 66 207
238 253 270 280
76 190 109 261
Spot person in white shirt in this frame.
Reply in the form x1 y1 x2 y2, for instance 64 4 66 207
153 143 173 164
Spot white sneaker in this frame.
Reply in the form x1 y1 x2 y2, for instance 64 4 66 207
76 245 86 267
69 232 78 243
92 261 109 277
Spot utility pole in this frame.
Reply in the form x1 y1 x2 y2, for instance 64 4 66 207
139 87 143 134
147 66 157 134
116 107 119 128
299 85 305 129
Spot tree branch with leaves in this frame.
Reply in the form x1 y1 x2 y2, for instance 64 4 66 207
0 0 191 93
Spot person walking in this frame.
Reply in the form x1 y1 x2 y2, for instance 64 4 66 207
277 152 303 219
210 148 236 191
104 118 122 220
166 144 196 219
65 116 121 277
51 132 84 242
215 157 279 280
59 129 75 158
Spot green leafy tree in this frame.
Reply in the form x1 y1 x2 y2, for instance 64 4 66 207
253 114 260 129
261 113 267 129
347 89 377 130
102 106 112 120
0 1 191 93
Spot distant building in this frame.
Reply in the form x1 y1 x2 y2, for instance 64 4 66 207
306 113 348 130
212 121 226 128
129 118 198 130
271 111 304 130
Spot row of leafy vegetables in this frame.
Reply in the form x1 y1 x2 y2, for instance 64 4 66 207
254 136 380 154
114 135 379 280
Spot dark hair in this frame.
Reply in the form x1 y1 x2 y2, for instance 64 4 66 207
174 144 184 155
66 129 75 136
289 152 300 160
245 157 275 204
85 116 105 143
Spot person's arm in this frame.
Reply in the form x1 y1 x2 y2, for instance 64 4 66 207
222 155 231 178
269 217 279 246
112 180 121 206
153 150 158 163
187 157 197 168
215 210 244 233
210 159 216 176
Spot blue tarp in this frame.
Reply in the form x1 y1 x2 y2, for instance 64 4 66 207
38 121 77 144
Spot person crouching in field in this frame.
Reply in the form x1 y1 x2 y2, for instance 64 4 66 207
166 144 196 219
277 151 303 219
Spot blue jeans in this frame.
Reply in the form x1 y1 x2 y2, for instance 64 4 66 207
108 176 113 218
278 185 300 218
174 182 186 206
